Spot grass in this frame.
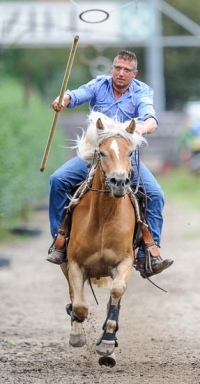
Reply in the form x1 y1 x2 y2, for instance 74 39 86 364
157 167 200 210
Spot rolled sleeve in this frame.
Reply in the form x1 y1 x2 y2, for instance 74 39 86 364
64 79 97 108
137 85 158 123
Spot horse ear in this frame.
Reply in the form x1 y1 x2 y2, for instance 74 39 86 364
96 118 105 130
126 120 135 134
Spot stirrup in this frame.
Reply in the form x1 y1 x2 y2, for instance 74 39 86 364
144 245 154 274
47 232 67 265
48 229 67 252
48 233 57 254
46 247 66 265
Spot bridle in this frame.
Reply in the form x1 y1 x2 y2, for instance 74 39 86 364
86 150 133 194
86 151 111 193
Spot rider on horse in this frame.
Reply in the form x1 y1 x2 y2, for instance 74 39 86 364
47 50 173 278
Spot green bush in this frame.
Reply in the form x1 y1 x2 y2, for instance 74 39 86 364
157 168 200 210
0 77 66 224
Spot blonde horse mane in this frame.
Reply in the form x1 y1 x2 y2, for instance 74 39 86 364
74 111 146 162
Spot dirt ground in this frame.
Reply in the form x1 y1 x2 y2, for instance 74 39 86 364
1 200 200 384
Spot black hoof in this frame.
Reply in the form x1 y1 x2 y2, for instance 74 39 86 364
98 354 116 368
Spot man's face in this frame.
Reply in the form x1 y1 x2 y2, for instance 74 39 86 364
111 58 138 90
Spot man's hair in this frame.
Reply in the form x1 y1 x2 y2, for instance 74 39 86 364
114 50 138 67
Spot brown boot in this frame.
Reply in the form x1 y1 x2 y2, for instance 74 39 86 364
47 230 67 265
134 255 174 278
47 211 71 265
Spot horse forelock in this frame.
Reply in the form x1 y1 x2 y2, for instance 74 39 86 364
76 111 145 161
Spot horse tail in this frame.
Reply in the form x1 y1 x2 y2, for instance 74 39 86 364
88 277 111 288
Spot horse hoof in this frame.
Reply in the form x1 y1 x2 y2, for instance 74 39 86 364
69 333 86 347
99 353 116 367
96 340 115 356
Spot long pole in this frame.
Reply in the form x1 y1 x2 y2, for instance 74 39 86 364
40 35 79 172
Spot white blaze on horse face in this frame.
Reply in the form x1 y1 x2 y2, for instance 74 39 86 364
110 139 120 161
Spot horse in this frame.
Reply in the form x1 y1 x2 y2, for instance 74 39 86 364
60 111 144 367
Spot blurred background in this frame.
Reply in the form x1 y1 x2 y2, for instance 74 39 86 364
1 0 200 239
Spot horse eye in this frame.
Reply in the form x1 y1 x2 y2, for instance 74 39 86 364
99 151 106 157
128 151 133 158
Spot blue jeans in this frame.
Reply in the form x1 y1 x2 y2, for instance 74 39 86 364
49 155 164 258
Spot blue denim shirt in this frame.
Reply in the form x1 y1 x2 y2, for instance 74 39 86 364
65 75 157 123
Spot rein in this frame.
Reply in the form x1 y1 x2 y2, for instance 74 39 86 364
133 146 141 195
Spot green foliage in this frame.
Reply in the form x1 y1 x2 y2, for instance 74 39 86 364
1 47 91 105
0 77 66 222
162 1 200 110
157 168 200 209
164 47 200 110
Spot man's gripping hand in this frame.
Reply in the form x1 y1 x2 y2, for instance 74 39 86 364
51 94 71 112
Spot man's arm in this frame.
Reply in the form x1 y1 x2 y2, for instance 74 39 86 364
135 117 157 136
51 77 102 112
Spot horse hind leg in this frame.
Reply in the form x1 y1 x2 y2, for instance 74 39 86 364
96 297 120 357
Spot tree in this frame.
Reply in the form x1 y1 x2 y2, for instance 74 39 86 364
0 76 66 227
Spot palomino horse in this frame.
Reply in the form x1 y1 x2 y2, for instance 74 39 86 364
61 111 144 366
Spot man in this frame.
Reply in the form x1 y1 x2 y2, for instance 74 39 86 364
48 50 173 277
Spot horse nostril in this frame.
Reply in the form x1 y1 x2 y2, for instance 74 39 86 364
125 178 130 186
109 178 130 188
109 178 117 186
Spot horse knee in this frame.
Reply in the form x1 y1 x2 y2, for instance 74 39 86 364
73 303 88 321
110 281 126 300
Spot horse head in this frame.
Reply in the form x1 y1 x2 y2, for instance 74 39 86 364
75 111 145 197
96 117 136 197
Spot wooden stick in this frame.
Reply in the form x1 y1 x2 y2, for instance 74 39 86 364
40 35 79 172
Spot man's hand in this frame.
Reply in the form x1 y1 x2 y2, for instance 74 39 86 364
135 125 146 136
135 117 157 135
51 94 71 112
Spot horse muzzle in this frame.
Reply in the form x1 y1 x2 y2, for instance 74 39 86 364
107 171 131 198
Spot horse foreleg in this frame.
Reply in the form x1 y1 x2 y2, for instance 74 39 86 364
96 257 133 357
68 261 88 319
64 261 88 347
96 296 120 357
60 262 74 302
